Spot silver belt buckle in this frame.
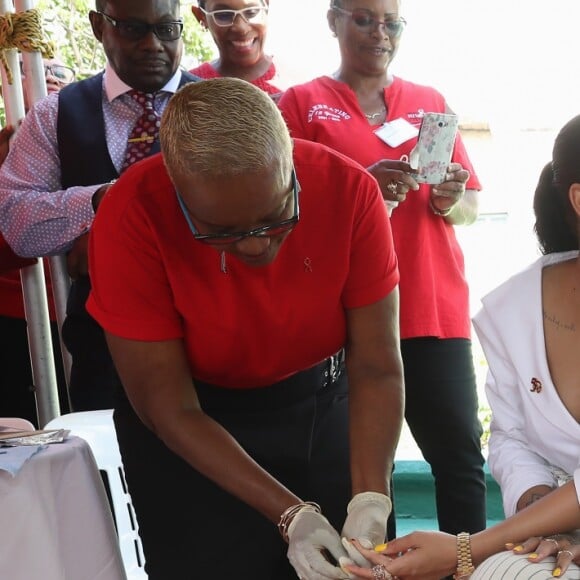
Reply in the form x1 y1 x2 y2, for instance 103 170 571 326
329 349 344 384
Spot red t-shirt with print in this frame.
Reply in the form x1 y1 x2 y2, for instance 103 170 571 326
279 76 482 339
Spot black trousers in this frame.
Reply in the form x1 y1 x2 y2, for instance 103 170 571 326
399 337 487 535
0 315 68 427
61 276 119 411
114 357 352 580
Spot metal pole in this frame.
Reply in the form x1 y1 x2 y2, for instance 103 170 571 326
47 256 72 392
16 0 73 397
0 3 24 121
21 261 61 426
0 0 61 425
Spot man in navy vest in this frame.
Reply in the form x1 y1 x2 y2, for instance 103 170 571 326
0 0 199 411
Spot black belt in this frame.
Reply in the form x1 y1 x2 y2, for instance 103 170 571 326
190 349 346 413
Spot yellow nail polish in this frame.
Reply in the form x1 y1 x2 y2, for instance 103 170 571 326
374 543 388 553
553 568 561 577
505 543 514 549
529 553 538 559
514 545 523 552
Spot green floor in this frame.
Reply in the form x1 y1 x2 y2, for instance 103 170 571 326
393 460 505 536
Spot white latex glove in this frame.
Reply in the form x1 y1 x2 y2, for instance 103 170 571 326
287 505 352 580
341 492 392 567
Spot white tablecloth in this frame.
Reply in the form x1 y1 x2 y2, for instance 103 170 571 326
0 436 127 580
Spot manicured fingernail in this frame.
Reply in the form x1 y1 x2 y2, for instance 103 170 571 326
339 556 354 573
553 568 561 577
529 553 538 559
374 543 388 552
505 543 514 549
514 545 523 552
432 187 438 195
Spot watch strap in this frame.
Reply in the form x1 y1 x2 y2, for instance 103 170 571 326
454 531 475 579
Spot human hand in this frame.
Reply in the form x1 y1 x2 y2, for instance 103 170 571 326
508 531 580 577
344 532 457 580
341 492 391 566
429 162 470 215
66 232 89 279
367 159 419 205
0 125 15 166
67 180 116 278
92 180 116 212
287 506 353 579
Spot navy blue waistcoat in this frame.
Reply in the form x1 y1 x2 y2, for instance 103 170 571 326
56 70 198 408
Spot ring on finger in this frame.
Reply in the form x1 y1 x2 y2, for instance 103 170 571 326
545 538 560 549
371 563 393 580
558 549 574 558
386 180 398 198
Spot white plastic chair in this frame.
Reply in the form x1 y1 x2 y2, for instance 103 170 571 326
0 417 36 431
45 410 148 579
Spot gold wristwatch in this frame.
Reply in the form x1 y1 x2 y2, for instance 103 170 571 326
454 532 475 579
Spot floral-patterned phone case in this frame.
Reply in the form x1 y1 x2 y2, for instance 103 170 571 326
408 113 459 184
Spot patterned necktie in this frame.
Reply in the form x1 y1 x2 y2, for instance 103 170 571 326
122 90 161 172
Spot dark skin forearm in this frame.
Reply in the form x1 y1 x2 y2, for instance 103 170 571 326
346 291 404 495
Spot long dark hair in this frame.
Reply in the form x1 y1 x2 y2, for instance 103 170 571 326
533 115 580 254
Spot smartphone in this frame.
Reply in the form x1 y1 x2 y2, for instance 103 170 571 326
408 113 459 184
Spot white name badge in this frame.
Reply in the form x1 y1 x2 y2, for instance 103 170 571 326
374 117 419 148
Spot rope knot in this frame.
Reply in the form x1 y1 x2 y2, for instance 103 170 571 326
0 9 55 85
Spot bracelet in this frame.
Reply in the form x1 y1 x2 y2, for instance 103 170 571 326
428 196 454 217
454 532 475 579
277 501 321 543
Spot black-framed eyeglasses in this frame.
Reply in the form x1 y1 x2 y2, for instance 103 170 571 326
19 61 76 84
332 6 407 37
98 12 184 41
175 169 300 246
200 5 268 27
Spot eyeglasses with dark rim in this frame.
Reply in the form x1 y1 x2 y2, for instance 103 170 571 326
175 169 300 246
98 12 184 41
199 5 268 27
19 61 76 84
332 6 407 37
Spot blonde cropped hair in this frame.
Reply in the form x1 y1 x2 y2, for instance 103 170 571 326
160 78 293 186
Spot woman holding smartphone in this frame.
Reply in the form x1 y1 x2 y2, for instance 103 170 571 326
278 0 485 541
